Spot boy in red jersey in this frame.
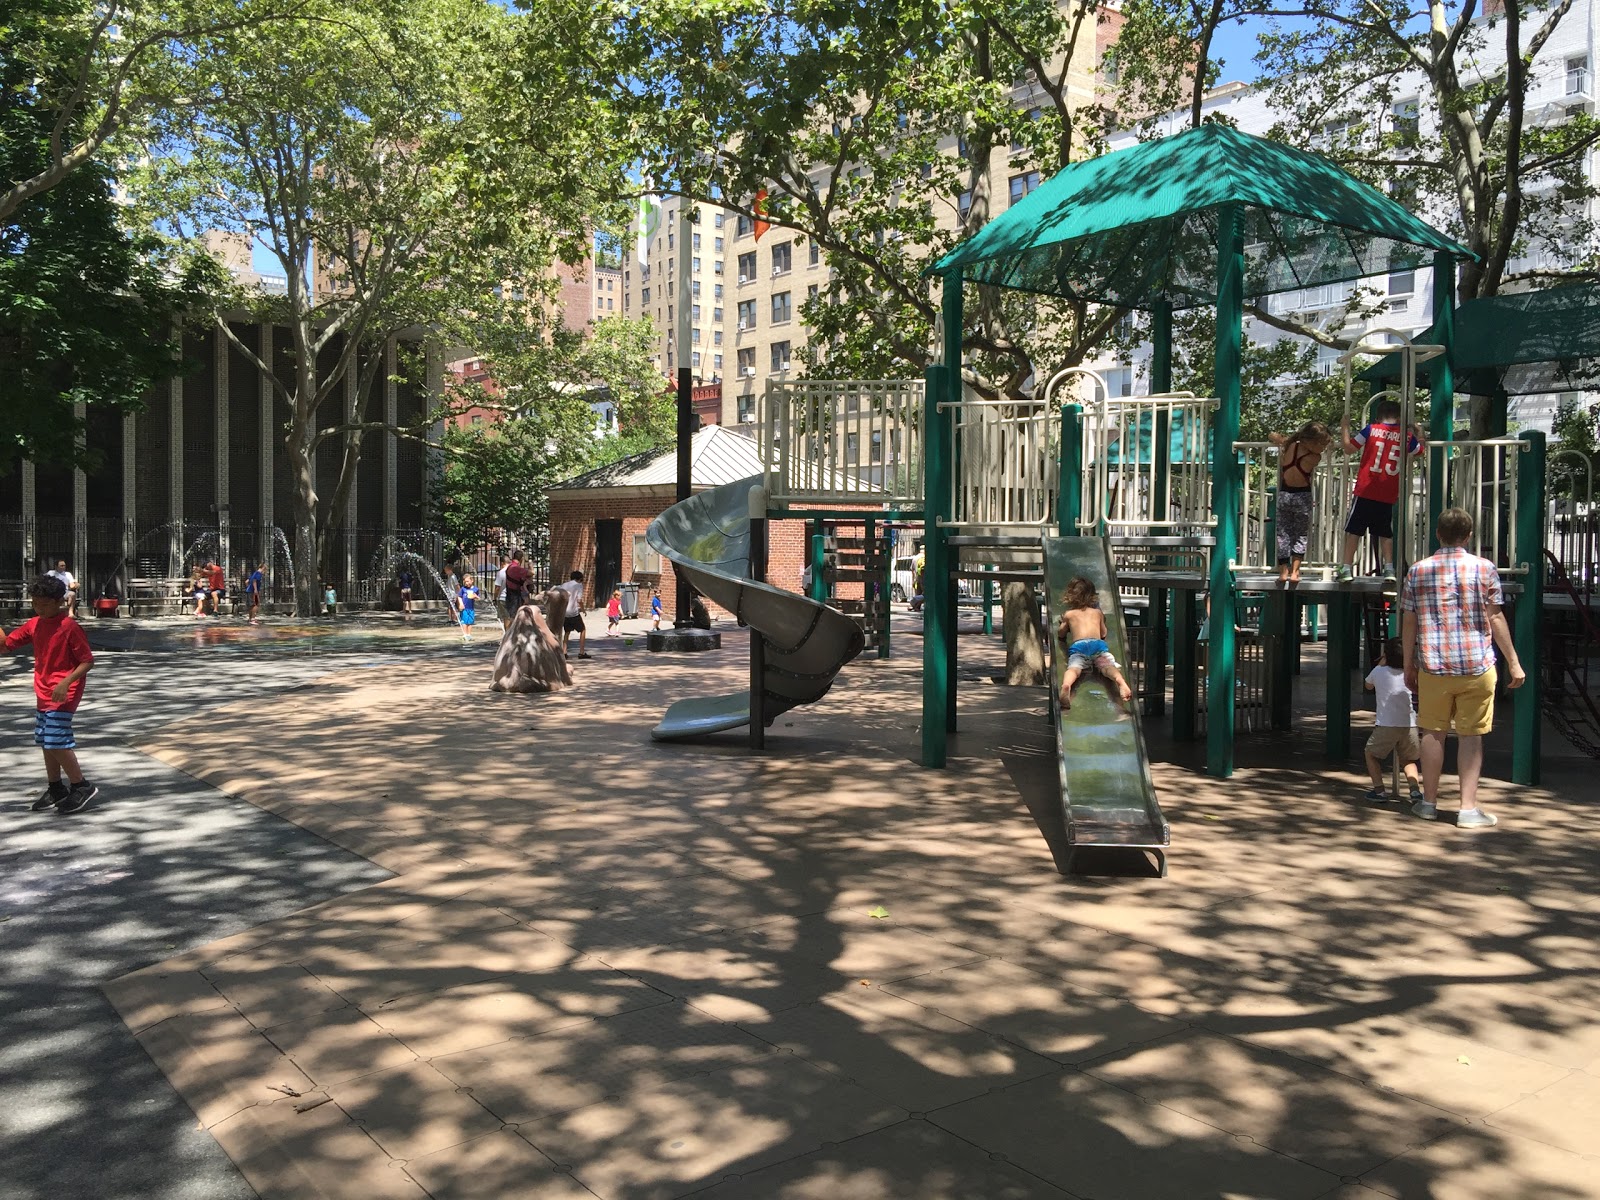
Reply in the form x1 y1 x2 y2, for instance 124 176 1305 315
1337 399 1426 582
3 575 97 813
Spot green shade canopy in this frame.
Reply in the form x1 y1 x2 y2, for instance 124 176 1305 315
1360 283 1600 395
930 123 1473 311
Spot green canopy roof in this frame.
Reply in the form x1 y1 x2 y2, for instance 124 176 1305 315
1361 283 1600 396
931 123 1473 312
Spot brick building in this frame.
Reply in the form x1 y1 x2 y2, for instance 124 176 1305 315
546 424 839 621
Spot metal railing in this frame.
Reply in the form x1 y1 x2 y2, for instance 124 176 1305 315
946 388 1060 529
763 378 923 507
1079 393 1219 535
1432 438 1528 571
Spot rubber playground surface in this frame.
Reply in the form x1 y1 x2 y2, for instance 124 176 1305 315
27 610 1600 1198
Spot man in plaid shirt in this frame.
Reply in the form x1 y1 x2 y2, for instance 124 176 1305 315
1400 507 1525 828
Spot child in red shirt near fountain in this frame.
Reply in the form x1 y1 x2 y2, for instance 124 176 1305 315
3 575 97 814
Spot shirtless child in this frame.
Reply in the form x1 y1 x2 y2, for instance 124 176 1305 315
1056 576 1134 710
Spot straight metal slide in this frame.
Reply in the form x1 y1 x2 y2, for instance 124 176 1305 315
1042 535 1169 876
647 475 866 740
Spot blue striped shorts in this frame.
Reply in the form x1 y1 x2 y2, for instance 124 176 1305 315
34 709 77 750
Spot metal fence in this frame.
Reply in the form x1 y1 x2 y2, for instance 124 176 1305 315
0 516 548 614
1079 393 1219 536
764 378 923 507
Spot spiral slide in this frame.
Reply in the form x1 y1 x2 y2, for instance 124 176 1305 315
1043 535 1170 876
646 475 867 740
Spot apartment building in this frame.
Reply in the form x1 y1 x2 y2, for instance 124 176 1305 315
1087 6 1599 434
626 6 1105 427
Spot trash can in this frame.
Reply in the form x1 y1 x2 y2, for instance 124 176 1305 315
618 581 640 618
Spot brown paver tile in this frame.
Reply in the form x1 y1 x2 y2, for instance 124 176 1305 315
1361 1125 1600 1199
403 1129 596 1199
1486 1069 1600 1157
1084 1029 1461 1177
880 957 1186 1065
734 910 989 979
330 1060 502 1162
690 1118 1074 1199
265 1005 419 1086
367 968 670 1059
432 1000 773 1124
203 961 352 1031
210 1094 427 1200
930 1069 1340 1199
746 988 1058 1111
102 965 228 1034
598 937 858 1024
136 1007 316 1129
1235 1011 1572 1118
518 1055 906 1200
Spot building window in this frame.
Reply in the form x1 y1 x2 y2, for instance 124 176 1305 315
737 393 756 422
1392 98 1419 142
692 232 701 249
736 213 754 236
770 341 791 373
692 304 701 321
692 256 701 272
771 242 793 275
809 241 820 267
713 329 722 346
692 351 701 367
958 190 972 221
713 354 722 371
632 533 661 575
713 283 723 299
737 347 756 376
692 280 701 297
1568 55 1590 95
771 291 792 323
714 237 724 252
870 430 883 463
736 299 756 329
714 212 724 229
1008 171 1041 205
691 326 701 343
1388 269 1415 296
807 283 819 300
737 251 756 282
1315 344 1341 377
713 259 723 275
712 306 723 322
1011 107 1042 151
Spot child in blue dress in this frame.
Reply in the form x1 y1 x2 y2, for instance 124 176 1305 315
456 574 479 642
1056 576 1133 710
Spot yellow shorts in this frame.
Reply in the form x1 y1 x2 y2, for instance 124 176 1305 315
1416 668 1496 736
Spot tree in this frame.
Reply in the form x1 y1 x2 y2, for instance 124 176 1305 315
130 0 626 615
1550 391 1598 499
574 0 1127 402
1 0 220 470
0 0 314 223
428 315 670 542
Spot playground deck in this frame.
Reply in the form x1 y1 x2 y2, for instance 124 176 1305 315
104 619 1600 1200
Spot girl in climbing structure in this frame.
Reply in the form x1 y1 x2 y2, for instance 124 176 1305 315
1267 421 1332 584
1056 577 1134 710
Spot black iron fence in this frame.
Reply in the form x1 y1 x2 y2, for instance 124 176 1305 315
0 516 549 615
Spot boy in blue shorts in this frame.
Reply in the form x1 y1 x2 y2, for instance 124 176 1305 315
456 573 479 642
1055 576 1133 710
3 575 97 813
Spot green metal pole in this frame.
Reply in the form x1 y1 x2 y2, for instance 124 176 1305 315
1513 431 1544 785
1172 588 1198 740
1325 591 1353 761
1059 403 1083 535
1207 203 1244 778
1269 591 1295 730
809 520 827 602
921 359 949 767
982 565 994 636
1428 252 1456 549
943 275 963 735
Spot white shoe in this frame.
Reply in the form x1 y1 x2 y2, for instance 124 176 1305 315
1410 799 1437 820
1457 808 1498 829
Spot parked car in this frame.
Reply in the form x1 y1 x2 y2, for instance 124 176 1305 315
891 556 977 604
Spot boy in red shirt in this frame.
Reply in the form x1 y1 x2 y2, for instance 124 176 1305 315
3 575 97 813
1338 398 1427 582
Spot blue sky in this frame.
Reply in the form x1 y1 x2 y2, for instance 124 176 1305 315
1210 17 1273 84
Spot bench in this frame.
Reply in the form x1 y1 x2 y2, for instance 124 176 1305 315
127 577 240 617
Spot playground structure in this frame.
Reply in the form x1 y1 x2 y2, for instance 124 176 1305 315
644 123 1594 871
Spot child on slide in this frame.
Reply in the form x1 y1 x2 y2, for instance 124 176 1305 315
1056 576 1133 710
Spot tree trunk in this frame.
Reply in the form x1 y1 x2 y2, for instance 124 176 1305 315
289 434 320 618
1002 581 1047 685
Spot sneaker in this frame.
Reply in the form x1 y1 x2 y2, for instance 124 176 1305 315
1457 808 1498 829
578 651 592 659
1409 783 1426 802
1410 798 1437 820
32 782 68 812
1335 565 1353 582
56 782 97 814
1381 562 1397 581
1363 785 1389 803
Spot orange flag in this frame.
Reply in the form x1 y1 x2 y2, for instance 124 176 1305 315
753 189 770 241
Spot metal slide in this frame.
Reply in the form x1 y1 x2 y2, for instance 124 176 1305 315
1042 535 1170 876
647 474 866 740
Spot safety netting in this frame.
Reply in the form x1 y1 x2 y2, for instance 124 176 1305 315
931 124 1471 312
1361 282 1600 395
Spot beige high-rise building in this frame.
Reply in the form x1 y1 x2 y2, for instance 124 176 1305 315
626 7 1107 426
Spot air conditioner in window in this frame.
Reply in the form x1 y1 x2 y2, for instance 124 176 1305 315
779 361 791 372
741 367 755 377
739 412 756 423
737 275 748 284
737 321 747 331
